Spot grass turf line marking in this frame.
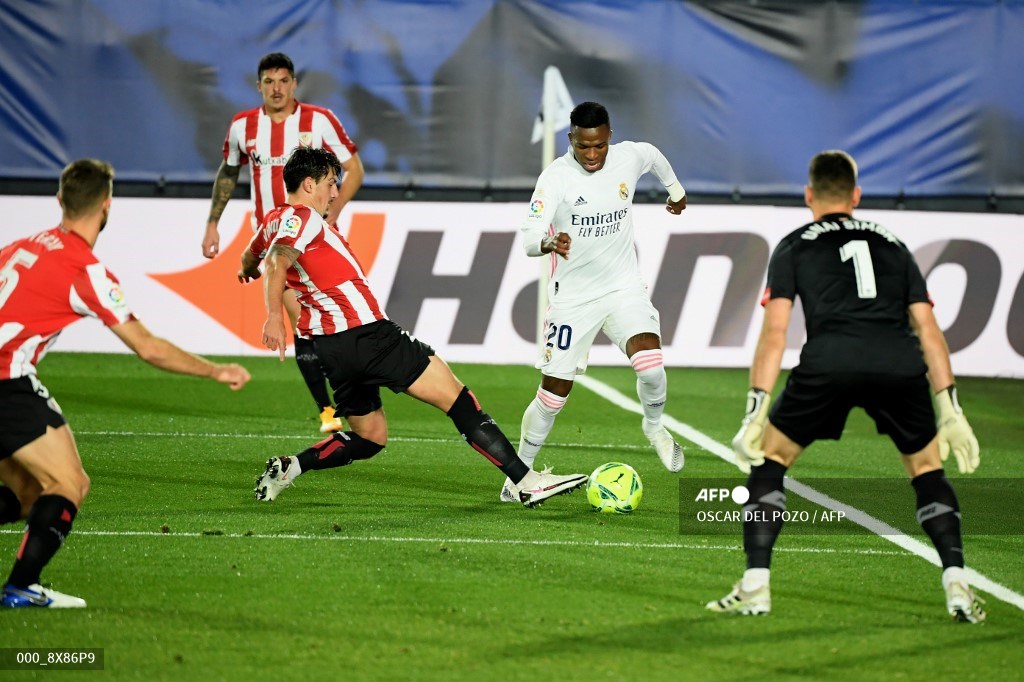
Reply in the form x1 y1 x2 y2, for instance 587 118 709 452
74 430 648 451
69 401 1024 610
0 528 904 555
575 373 1024 613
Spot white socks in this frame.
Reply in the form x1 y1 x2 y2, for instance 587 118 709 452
741 568 770 592
942 566 968 590
517 387 567 469
632 349 667 428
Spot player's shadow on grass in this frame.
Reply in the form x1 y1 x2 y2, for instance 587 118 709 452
508 612 1011 666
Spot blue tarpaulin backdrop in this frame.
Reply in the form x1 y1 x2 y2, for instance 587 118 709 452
1 0 1022 196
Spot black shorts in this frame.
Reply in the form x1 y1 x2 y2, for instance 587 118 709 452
0 377 67 460
769 369 937 455
313 320 435 418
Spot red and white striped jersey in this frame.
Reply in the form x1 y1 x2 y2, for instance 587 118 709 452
248 204 385 337
222 101 358 230
0 228 136 379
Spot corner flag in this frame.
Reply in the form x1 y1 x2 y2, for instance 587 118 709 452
531 66 574 146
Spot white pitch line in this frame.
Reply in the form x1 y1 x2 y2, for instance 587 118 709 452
74 430 649 452
0 528 905 556
574 373 1024 613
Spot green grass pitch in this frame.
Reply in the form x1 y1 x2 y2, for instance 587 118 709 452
1 353 1021 680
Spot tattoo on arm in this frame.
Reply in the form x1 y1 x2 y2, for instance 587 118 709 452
267 243 301 265
208 163 241 223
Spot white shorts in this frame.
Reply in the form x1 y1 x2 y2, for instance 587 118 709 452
536 288 661 380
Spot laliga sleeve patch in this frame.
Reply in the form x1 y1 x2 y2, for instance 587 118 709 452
280 216 303 238
107 283 127 310
528 199 545 221
106 283 123 304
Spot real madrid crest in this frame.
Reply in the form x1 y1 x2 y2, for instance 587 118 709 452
619 183 629 200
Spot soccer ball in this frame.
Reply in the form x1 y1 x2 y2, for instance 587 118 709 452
587 462 643 514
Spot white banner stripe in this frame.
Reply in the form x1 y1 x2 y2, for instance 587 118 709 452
5 199 1022 374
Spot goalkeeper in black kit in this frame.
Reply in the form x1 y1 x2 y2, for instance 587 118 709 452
707 150 984 623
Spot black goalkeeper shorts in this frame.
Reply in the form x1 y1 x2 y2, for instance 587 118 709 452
769 369 937 455
0 377 67 460
312 319 435 418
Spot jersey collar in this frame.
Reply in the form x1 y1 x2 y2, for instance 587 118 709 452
817 212 853 223
261 100 300 118
56 225 93 251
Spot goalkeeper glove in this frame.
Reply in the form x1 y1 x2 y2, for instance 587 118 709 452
732 388 770 474
935 385 980 474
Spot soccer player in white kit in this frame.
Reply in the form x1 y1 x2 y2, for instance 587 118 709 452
501 102 688 501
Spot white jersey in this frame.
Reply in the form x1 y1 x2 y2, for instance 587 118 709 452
520 141 680 306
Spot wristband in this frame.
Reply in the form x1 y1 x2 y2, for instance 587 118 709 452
937 385 962 413
666 180 686 202
744 388 769 421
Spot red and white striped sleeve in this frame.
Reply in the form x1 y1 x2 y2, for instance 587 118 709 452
247 219 273 260
223 113 250 166
68 263 136 327
267 206 316 252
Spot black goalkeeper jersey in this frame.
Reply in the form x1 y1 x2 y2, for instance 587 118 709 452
766 212 931 375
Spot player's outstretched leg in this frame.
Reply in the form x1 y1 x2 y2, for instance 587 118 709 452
446 387 586 508
501 387 566 502
254 456 299 502
254 432 383 501
516 469 589 509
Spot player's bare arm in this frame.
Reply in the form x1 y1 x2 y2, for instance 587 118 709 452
749 297 792 393
731 296 792 471
262 245 300 360
541 232 571 260
109 320 251 390
908 302 955 392
326 153 365 225
908 302 979 473
202 162 242 259
238 250 262 283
